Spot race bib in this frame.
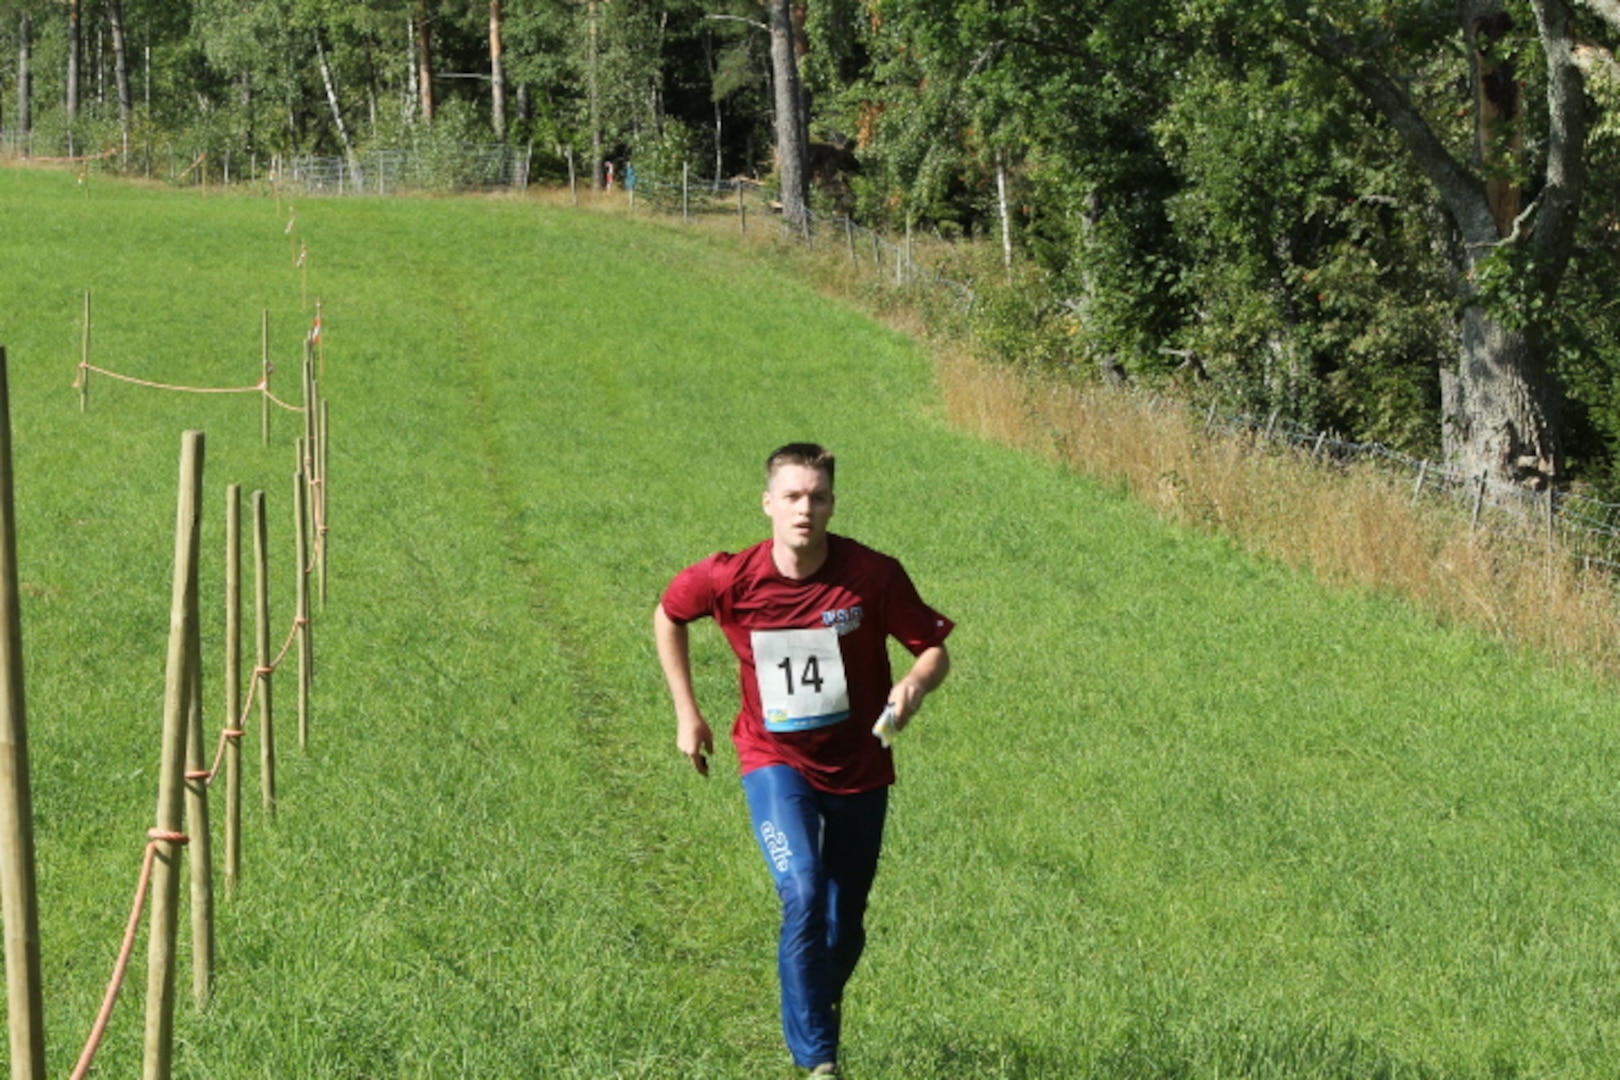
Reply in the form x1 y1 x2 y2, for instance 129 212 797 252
752 627 851 733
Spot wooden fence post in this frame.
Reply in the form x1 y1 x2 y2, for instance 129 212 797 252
738 183 746 234
905 215 914 285
682 162 690 223
80 292 92 413
0 346 47 1080
318 398 330 611
1471 473 1488 531
294 462 312 750
253 490 275 813
224 484 241 892
144 429 205 1080
183 567 213 1009
845 216 856 265
1412 460 1429 502
260 310 271 447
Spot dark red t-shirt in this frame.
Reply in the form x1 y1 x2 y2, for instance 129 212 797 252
661 534 954 794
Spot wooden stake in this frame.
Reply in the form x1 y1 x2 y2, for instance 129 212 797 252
253 490 274 813
318 399 329 611
80 292 91 413
224 484 241 892
738 183 746 234
144 429 205 1080
294 459 311 751
183 562 213 1009
0 347 47 1080
260 310 271 447
303 341 317 484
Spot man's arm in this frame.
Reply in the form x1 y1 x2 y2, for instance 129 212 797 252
654 602 715 776
888 643 950 729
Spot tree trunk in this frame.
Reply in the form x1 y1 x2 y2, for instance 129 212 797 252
67 0 82 123
1472 10 1524 236
1446 304 1561 486
489 0 507 139
415 1 435 125
315 30 361 187
17 15 30 143
587 0 603 190
1305 0 1584 489
766 0 808 227
106 0 132 152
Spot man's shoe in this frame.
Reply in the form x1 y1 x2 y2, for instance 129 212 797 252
807 1065 840 1078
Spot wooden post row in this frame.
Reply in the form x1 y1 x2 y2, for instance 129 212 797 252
0 345 47 1080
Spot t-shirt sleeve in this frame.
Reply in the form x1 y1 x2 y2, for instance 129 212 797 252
885 560 954 654
660 556 720 625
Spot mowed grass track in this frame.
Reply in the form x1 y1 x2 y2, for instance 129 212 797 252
2 166 1620 1078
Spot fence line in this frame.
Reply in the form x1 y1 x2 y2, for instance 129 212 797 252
49 324 333 1071
630 166 1620 575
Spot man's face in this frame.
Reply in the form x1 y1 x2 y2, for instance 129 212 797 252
763 463 835 553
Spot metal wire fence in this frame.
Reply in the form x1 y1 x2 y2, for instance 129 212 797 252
275 144 531 194
637 166 1620 575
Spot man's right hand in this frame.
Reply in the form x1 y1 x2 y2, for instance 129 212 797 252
677 713 715 776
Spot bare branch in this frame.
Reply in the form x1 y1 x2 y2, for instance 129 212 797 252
705 13 767 32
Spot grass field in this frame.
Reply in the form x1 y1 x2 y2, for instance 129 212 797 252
3 165 1620 1078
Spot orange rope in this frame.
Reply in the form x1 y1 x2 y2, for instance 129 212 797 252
80 363 263 395
228 616 306 735
77 363 307 412
70 830 190 1080
197 729 246 789
263 388 304 413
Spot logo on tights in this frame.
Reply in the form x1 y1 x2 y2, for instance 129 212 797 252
760 821 793 872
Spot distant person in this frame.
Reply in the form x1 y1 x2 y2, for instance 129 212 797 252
605 160 616 191
653 442 953 1078
625 163 636 192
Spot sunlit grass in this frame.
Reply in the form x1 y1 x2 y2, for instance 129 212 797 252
3 167 1620 1077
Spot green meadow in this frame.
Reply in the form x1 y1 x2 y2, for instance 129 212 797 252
2 166 1620 1078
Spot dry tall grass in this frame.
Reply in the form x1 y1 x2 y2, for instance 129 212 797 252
937 348 1620 683
561 184 1620 683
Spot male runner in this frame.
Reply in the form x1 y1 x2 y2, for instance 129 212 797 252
653 442 953 1078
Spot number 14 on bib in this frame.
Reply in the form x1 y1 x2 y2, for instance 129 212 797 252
751 628 851 733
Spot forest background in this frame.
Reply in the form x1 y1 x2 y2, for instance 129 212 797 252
5 0 1620 500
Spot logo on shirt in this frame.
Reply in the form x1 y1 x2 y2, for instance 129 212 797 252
760 821 793 872
821 605 864 636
